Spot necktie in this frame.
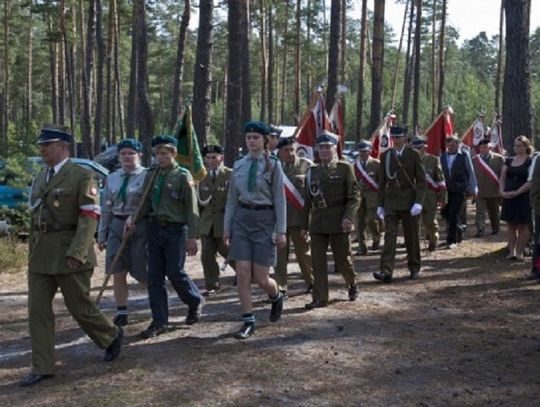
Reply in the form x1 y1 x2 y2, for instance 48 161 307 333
47 167 55 184
117 173 131 203
151 171 166 207
247 158 258 192
362 161 367 170
211 170 217 182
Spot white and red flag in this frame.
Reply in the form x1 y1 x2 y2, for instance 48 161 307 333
328 90 346 158
425 106 454 156
487 113 504 154
295 91 331 159
370 112 396 158
461 114 485 152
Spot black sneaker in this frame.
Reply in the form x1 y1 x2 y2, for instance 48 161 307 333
104 327 123 361
348 284 359 301
235 323 255 339
373 271 392 283
186 300 203 325
140 323 168 339
269 292 284 322
113 314 128 327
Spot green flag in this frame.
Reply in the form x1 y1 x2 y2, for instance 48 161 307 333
173 105 207 182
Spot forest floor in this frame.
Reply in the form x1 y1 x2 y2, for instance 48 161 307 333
1 210 539 406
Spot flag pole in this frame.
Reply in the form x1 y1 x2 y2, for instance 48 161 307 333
424 108 446 136
292 86 324 139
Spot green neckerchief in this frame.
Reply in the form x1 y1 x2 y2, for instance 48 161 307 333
151 171 167 208
247 155 259 192
117 173 131 203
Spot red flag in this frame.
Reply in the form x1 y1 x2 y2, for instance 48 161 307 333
461 115 485 153
370 112 395 158
328 96 345 158
425 107 454 156
296 93 331 159
487 114 504 154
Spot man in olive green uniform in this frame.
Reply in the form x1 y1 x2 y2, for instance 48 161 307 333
275 136 314 296
412 138 447 251
374 126 426 283
198 145 233 296
473 139 504 237
21 127 122 387
303 132 361 309
353 140 383 255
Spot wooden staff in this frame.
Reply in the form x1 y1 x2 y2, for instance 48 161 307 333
95 167 158 305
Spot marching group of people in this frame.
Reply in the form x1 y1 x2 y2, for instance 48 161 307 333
20 121 538 387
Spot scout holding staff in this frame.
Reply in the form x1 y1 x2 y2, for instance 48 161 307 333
98 138 149 326
126 135 203 339
374 126 426 283
275 136 314 297
21 127 122 387
223 120 286 339
198 144 234 296
303 131 361 309
353 140 383 255
411 138 446 252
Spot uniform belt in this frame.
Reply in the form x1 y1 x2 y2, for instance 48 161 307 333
239 203 274 211
33 222 77 233
150 218 182 227
113 214 130 220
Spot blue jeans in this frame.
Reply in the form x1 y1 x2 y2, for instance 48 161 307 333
147 222 202 326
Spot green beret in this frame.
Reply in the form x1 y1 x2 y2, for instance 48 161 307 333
152 135 178 148
117 138 143 152
243 120 270 136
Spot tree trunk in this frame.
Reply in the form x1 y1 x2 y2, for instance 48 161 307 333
240 1 251 124
267 3 274 124
437 0 447 113
170 0 190 129
105 0 114 145
326 0 341 112
47 15 58 125
134 0 154 161
294 0 301 122
81 0 95 158
94 0 104 155
1 0 10 150
502 0 532 152
279 0 290 124
26 7 33 137
355 0 367 140
113 0 124 140
126 0 138 138
402 0 415 124
391 0 409 111
412 0 422 133
431 0 436 120
340 0 346 83
224 0 248 167
193 0 214 146
305 0 312 106
369 0 385 134
259 0 267 122
494 0 504 113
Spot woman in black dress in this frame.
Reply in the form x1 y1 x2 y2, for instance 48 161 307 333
500 136 533 260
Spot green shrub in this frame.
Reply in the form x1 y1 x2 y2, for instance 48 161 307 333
0 237 27 272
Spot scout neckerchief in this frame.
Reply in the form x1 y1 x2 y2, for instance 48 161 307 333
117 172 131 203
247 155 258 192
151 170 167 207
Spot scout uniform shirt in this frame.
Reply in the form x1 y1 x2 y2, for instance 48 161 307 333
29 159 100 274
97 165 147 244
139 163 199 239
198 165 232 238
224 152 287 235
474 151 504 198
282 156 312 228
379 146 426 211
355 156 380 209
305 159 361 234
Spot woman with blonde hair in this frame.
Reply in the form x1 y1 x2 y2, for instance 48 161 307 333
500 135 533 260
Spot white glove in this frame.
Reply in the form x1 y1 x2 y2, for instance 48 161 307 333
376 207 385 220
410 203 422 216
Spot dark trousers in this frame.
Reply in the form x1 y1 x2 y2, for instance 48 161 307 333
147 222 202 326
445 192 466 244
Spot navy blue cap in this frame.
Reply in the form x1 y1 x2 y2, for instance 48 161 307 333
276 136 296 149
117 138 143 152
37 127 73 144
152 135 178 148
389 126 407 137
411 138 427 147
269 125 283 137
316 131 338 145
244 120 270 136
356 140 372 151
202 144 224 155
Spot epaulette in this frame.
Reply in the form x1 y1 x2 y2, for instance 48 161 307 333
337 159 352 167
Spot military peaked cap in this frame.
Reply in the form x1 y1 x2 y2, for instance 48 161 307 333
37 127 73 144
389 126 407 137
276 136 296 150
202 144 224 156
356 140 372 151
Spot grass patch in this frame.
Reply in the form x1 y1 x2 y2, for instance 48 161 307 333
0 237 27 272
